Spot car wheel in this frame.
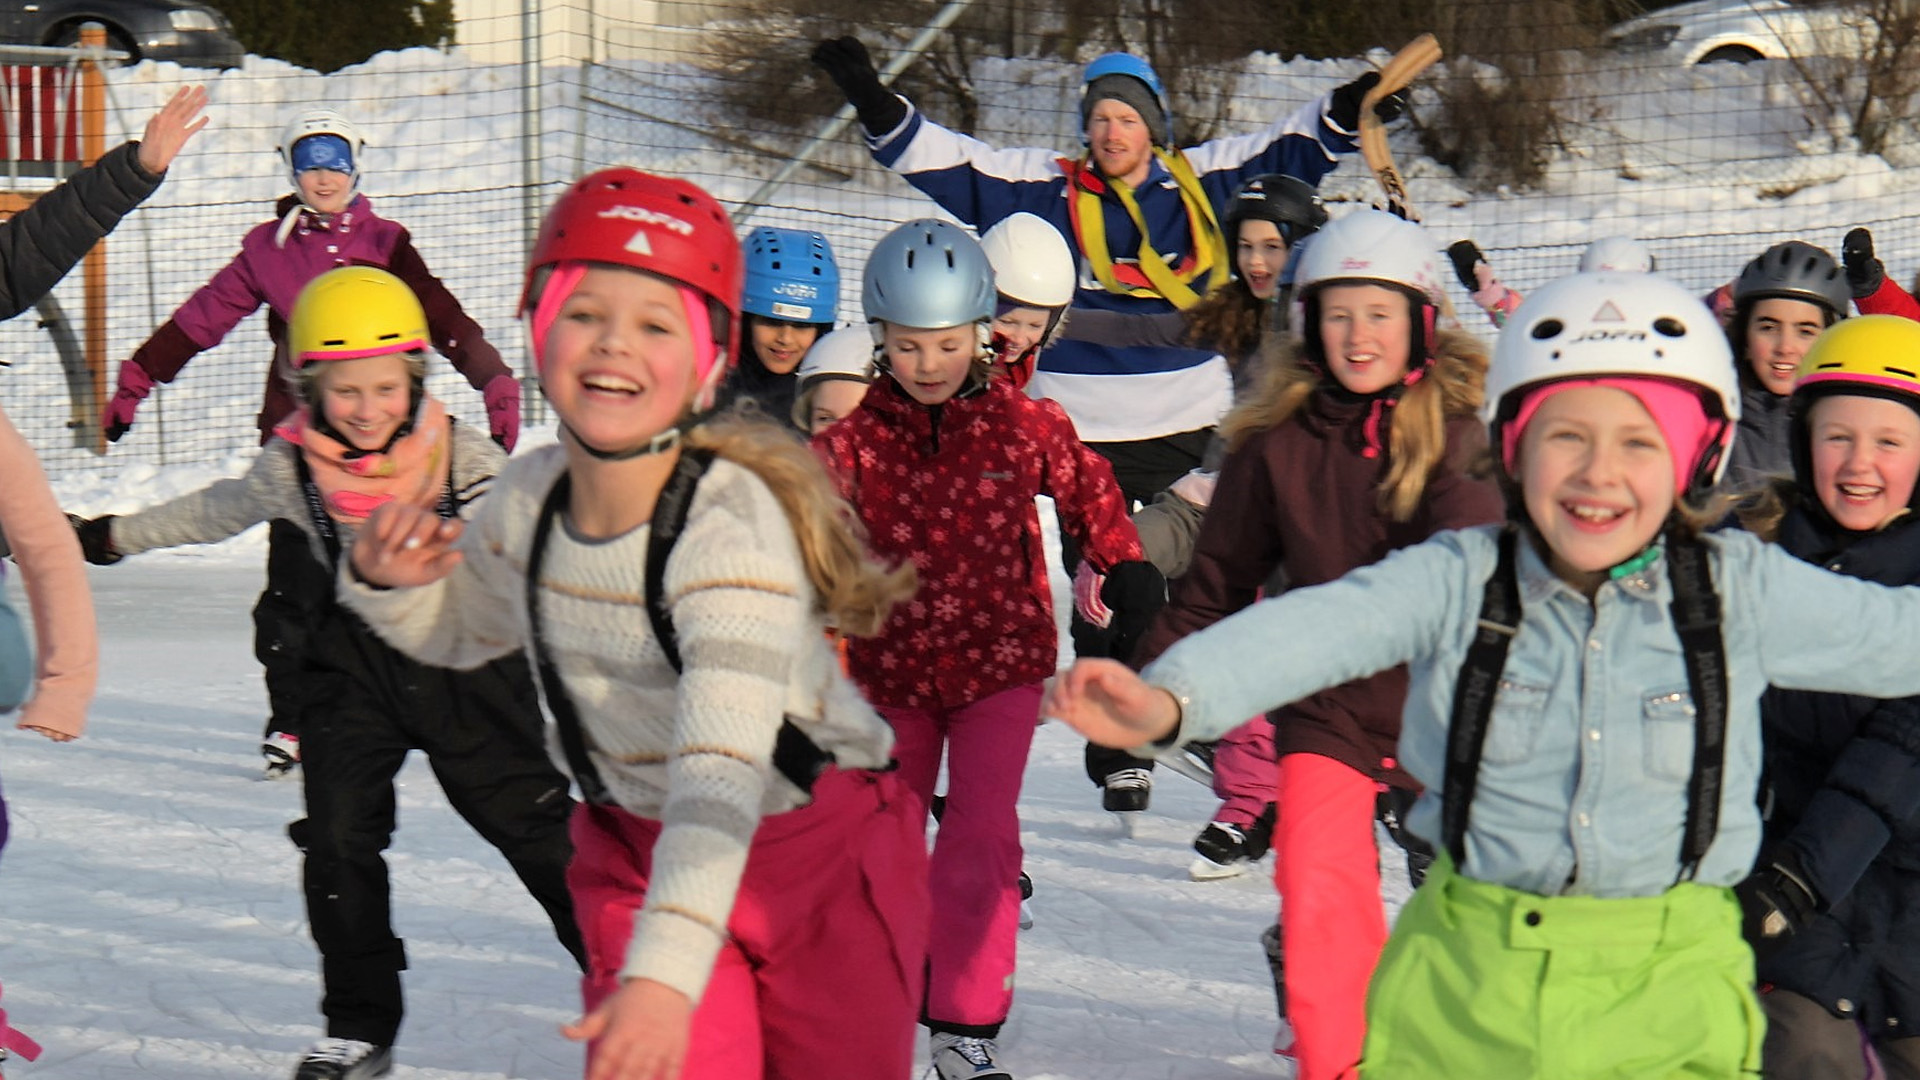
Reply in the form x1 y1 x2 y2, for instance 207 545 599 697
50 23 140 63
1697 45 1764 63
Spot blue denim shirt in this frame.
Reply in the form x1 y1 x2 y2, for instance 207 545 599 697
1144 525 1920 898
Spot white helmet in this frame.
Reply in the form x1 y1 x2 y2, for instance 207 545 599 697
1578 236 1655 274
1293 209 1445 307
980 213 1077 309
278 109 367 194
1484 271 1741 487
796 325 877 387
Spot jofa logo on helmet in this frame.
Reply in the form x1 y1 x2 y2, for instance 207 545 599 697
1339 256 1373 271
597 205 694 236
1569 329 1647 344
772 282 820 300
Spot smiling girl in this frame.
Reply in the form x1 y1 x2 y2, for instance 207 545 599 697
342 170 928 1080
1125 209 1502 1076
1046 271 1920 1079
814 218 1152 1080
1722 241 1851 495
70 266 584 1080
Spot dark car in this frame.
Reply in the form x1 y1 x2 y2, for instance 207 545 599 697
0 0 244 69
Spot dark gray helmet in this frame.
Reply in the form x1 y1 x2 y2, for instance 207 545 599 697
1223 173 1328 247
1733 240 1849 318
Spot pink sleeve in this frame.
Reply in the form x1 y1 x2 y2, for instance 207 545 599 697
0 402 95 737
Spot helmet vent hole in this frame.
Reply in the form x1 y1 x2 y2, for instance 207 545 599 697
377 333 399 341
1652 317 1686 338
1891 365 1918 379
1530 318 1564 340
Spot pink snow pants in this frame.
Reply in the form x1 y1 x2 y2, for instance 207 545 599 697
1276 752 1389 1080
569 767 930 1080
880 681 1043 1034
1211 715 1278 828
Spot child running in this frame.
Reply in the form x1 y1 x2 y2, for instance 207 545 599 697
727 226 839 425
1721 240 1850 496
1048 269 1920 1079
69 267 582 1080
814 218 1154 1080
1738 314 1920 1079
1127 209 1502 1076
342 169 929 1080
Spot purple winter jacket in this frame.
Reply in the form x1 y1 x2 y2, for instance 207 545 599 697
127 193 508 442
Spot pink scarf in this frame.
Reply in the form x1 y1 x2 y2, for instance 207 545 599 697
274 397 452 526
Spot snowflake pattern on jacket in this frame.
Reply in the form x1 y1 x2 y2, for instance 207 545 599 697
815 376 1143 709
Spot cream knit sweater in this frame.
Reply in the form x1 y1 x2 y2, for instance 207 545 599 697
340 445 896 1003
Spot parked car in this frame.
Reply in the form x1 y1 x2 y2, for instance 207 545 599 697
1605 0 1872 65
0 0 243 69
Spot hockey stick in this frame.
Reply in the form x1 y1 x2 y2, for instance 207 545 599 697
1358 33 1442 222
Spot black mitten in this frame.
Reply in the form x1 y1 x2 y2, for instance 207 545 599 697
1448 240 1488 294
1734 849 1818 961
1101 560 1167 665
1328 72 1410 131
68 513 121 566
1843 227 1886 301
809 37 907 134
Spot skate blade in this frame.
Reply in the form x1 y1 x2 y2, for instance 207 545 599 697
1110 809 1144 838
1018 899 1034 931
1188 855 1251 881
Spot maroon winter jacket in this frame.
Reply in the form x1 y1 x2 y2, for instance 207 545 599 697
816 376 1143 710
1132 388 1503 788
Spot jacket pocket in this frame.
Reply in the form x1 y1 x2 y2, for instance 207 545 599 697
1642 687 1697 783
1483 679 1549 765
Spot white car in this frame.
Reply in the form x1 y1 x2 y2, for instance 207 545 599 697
1605 0 1872 64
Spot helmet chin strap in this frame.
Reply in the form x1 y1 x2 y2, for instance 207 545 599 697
561 419 689 462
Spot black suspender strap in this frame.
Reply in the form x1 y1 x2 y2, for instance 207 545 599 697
527 470 613 806
525 449 833 806
1666 534 1728 882
1440 527 1523 870
295 431 459 569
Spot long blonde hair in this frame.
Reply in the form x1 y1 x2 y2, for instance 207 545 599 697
685 414 915 638
1221 326 1489 522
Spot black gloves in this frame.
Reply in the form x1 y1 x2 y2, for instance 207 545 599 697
810 37 908 135
68 513 121 566
1101 560 1167 665
1328 71 1410 132
1448 240 1488 294
1735 849 1819 960
1843 227 1885 301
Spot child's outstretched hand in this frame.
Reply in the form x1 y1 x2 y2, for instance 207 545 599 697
1042 658 1181 749
564 977 691 1080
136 85 210 175
350 503 464 588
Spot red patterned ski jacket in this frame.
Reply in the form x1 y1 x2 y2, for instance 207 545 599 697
815 376 1143 710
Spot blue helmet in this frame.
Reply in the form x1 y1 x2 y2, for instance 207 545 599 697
742 227 839 324
862 219 996 330
1081 53 1173 145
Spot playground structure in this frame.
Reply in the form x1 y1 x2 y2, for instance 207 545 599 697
0 26 115 453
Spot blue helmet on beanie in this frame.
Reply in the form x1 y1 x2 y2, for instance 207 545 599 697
743 227 839 325
1081 53 1173 146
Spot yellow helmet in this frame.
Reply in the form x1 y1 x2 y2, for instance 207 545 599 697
1794 314 1920 401
288 266 429 369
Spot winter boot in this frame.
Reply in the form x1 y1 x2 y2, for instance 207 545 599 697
1261 922 1294 1059
262 731 301 780
1103 767 1151 836
1017 871 1034 931
931 1032 1012 1079
292 1038 391 1080
1189 821 1256 880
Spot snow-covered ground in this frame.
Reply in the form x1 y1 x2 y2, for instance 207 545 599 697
0 480 1412 1080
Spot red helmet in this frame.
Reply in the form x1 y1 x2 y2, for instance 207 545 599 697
520 168 744 381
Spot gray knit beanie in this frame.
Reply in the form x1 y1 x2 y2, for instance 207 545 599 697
1080 74 1169 148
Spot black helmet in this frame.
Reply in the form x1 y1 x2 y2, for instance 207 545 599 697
1223 173 1328 247
1733 240 1850 319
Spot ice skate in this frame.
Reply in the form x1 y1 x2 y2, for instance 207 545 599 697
1017 871 1034 931
931 1032 1012 1079
1188 820 1256 880
262 730 301 780
1102 767 1150 836
292 1038 391 1080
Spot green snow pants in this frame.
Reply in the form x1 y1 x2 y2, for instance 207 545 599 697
1358 855 1763 1079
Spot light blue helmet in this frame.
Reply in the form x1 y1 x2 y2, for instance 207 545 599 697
742 227 839 324
861 219 997 330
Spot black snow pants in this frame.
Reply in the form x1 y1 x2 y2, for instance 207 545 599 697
288 603 584 1046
